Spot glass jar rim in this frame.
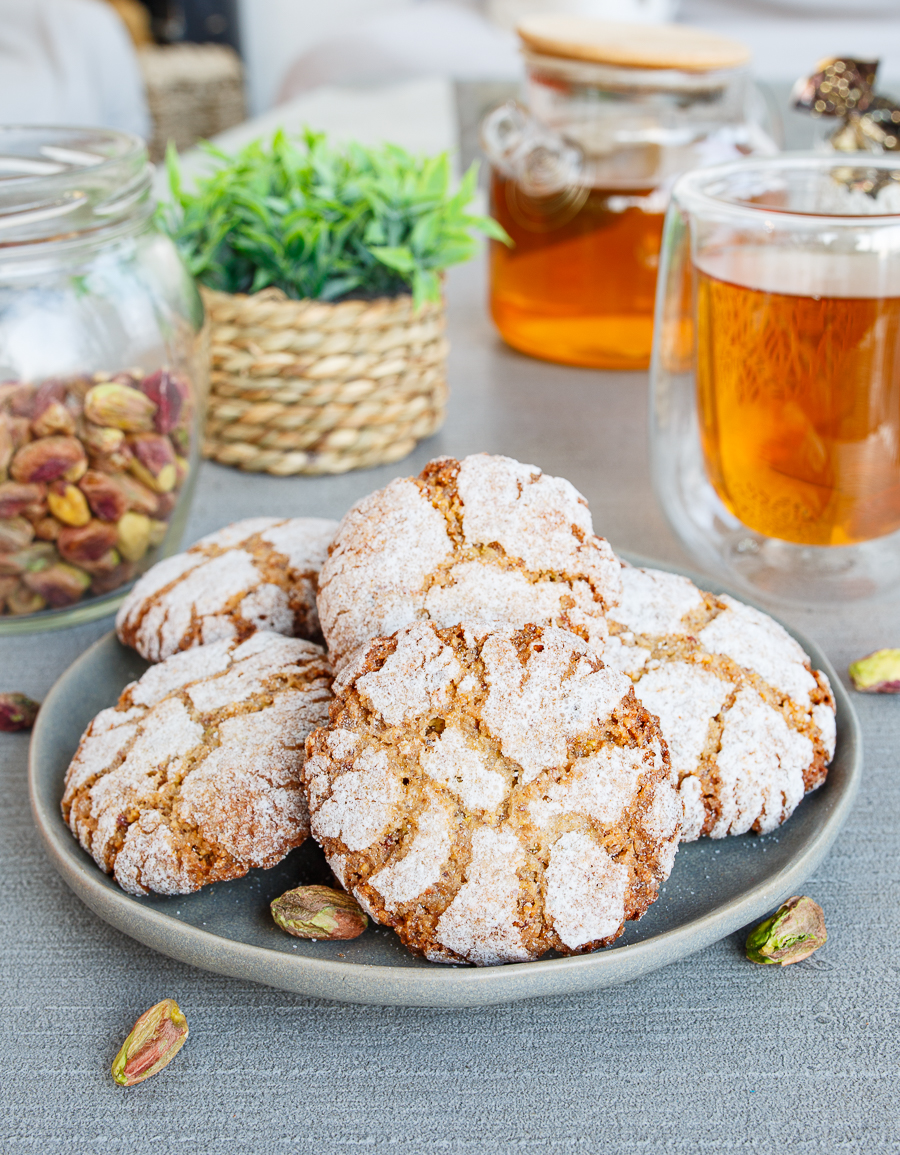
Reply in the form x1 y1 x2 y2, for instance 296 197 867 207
0 126 151 247
672 152 900 225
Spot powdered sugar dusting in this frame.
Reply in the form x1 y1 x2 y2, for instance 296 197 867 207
178 694 323 863
421 725 509 812
528 745 651 829
602 633 651 676
64 715 140 797
317 477 453 669
712 687 813 837
200 615 237 647
236 583 291 635
812 702 837 759
613 566 704 636
329 853 349 888
457 454 593 572
260 517 336 571
89 697 202 864
435 827 533 965
116 551 204 641
699 595 816 707
426 563 567 629
545 832 628 949
604 567 834 841
117 517 334 663
308 618 676 965
481 626 629 783
130 639 233 706
317 454 622 670
326 730 360 760
62 630 332 896
425 564 608 652
368 791 453 910
356 622 461 725
195 517 281 550
634 662 732 777
113 815 189 896
641 780 681 870
186 634 318 713
312 748 403 851
679 776 705 841
150 550 260 656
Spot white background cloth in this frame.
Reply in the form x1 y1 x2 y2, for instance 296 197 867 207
0 0 149 137
240 0 900 115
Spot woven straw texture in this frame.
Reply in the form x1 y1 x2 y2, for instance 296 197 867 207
202 287 448 475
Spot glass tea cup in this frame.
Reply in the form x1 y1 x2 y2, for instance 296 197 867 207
650 153 900 602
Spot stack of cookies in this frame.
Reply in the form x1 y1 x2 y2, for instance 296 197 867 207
61 454 836 968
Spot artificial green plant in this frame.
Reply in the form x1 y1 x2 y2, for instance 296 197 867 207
158 129 508 309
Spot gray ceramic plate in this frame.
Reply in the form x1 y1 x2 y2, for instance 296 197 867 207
28 556 862 1007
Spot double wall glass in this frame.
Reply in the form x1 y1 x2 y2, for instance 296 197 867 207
651 154 900 601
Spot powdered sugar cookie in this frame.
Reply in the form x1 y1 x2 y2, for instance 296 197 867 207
62 632 332 896
116 516 338 662
303 619 679 966
317 454 622 670
603 564 836 841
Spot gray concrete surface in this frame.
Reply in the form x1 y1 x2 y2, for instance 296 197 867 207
1 256 898 1153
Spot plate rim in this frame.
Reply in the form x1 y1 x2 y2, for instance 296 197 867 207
28 553 863 1007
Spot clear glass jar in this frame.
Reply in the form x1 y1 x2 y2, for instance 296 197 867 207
482 24 776 370
0 127 206 633
651 153 900 603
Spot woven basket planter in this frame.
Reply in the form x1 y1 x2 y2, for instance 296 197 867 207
201 286 449 475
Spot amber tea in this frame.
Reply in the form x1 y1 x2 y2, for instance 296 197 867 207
489 169 665 370
696 248 900 546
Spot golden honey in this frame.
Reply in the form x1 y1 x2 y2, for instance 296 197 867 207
696 254 900 546
489 170 665 370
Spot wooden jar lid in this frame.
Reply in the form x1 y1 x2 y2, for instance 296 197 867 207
517 16 751 73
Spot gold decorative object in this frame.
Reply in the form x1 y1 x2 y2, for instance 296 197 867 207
201 287 448 476
792 56 900 166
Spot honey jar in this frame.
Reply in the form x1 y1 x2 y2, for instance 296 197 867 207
483 17 774 370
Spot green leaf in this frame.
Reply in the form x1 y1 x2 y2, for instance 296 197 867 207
159 129 505 302
368 245 416 273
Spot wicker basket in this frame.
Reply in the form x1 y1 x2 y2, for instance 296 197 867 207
201 287 449 475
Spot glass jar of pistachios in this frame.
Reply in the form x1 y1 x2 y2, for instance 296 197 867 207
0 127 206 633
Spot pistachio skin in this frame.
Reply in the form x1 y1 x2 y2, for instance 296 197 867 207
57 520 119 566
9 436 86 484
0 482 45 519
129 434 177 493
0 692 40 731
78 470 129 523
47 482 91 528
31 400 76 439
116 512 151 562
6 584 45 614
23 562 91 606
111 999 189 1087
84 383 157 433
140 369 187 434
746 896 827 966
848 649 900 693
0 368 188 613
271 885 368 940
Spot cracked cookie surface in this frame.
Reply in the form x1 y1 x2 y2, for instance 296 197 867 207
303 620 680 966
603 565 836 840
62 632 333 896
116 516 338 663
316 454 622 670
